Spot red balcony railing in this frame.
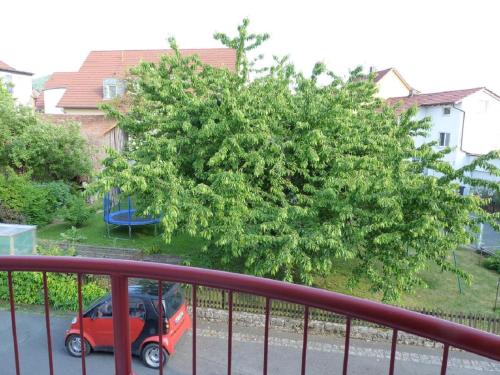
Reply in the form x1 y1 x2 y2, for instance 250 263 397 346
1 255 499 375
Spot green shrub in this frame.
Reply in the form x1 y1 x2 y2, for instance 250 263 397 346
0 168 73 225
0 272 107 310
62 195 94 227
8 121 92 183
0 245 107 311
39 181 72 211
0 202 25 224
483 253 500 273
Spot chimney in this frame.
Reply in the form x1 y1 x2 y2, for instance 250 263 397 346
369 66 376 74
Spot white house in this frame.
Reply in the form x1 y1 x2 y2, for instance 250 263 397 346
0 60 34 106
374 68 500 190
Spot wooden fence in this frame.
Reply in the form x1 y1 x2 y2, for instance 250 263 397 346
184 286 500 335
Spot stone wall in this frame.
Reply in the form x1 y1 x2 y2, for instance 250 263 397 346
191 306 442 348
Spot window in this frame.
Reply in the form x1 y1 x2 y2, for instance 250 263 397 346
103 77 124 100
104 84 117 99
443 107 451 116
3 74 13 94
439 132 450 147
96 300 113 318
129 298 146 319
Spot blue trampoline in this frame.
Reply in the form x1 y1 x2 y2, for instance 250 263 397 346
103 190 161 237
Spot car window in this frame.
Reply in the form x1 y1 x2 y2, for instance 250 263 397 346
96 300 113 318
129 298 146 319
165 288 184 317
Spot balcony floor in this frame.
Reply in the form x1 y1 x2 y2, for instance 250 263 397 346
1 310 498 375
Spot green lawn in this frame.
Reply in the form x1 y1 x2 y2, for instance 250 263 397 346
39 212 499 315
315 248 500 315
37 210 205 261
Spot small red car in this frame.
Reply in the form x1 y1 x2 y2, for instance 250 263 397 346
65 282 191 368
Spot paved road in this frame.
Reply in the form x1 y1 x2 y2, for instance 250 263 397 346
1 310 498 374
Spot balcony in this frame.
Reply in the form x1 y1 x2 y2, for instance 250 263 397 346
0 255 499 375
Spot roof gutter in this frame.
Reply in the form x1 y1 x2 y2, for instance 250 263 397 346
452 104 466 153
0 68 34 76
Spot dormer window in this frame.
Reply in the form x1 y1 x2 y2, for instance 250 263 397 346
103 78 124 100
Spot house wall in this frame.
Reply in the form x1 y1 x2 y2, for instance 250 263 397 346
376 71 410 99
413 98 499 186
460 90 500 155
64 108 104 115
42 114 123 170
465 156 500 184
0 71 33 106
414 104 464 168
43 88 66 114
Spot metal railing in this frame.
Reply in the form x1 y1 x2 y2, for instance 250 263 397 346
1 255 499 375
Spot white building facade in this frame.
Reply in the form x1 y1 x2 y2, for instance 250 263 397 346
375 68 500 190
0 60 33 106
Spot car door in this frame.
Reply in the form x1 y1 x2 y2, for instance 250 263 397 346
129 297 146 343
84 298 114 348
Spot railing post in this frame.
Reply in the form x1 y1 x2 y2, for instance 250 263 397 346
111 275 133 375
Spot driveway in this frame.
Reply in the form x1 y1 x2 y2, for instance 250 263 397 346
0 310 498 374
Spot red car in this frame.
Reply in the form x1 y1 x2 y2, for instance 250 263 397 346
65 282 191 368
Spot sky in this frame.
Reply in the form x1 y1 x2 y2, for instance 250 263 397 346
1 0 500 94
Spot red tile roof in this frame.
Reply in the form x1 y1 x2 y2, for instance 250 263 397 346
57 48 236 109
44 72 77 89
386 87 486 111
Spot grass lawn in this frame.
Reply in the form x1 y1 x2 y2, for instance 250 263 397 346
37 210 206 262
39 212 499 315
315 248 500 315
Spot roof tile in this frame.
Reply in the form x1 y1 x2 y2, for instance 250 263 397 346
386 87 484 111
58 48 236 109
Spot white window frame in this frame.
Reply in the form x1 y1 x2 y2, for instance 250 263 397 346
438 132 450 147
104 84 117 100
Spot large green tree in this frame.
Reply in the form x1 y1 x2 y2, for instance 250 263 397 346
94 19 499 301
0 83 91 182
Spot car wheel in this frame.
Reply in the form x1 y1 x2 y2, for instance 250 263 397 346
65 334 91 357
141 343 169 368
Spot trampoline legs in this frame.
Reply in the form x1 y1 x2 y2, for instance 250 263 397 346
106 223 110 237
128 225 132 238
154 224 157 236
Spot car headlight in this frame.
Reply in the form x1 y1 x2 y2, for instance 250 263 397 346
71 317 77 324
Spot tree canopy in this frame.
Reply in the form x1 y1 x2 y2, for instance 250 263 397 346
0 83 91 183
94 19 499 301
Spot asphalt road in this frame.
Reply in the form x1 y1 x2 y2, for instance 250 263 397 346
0 310 498 375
